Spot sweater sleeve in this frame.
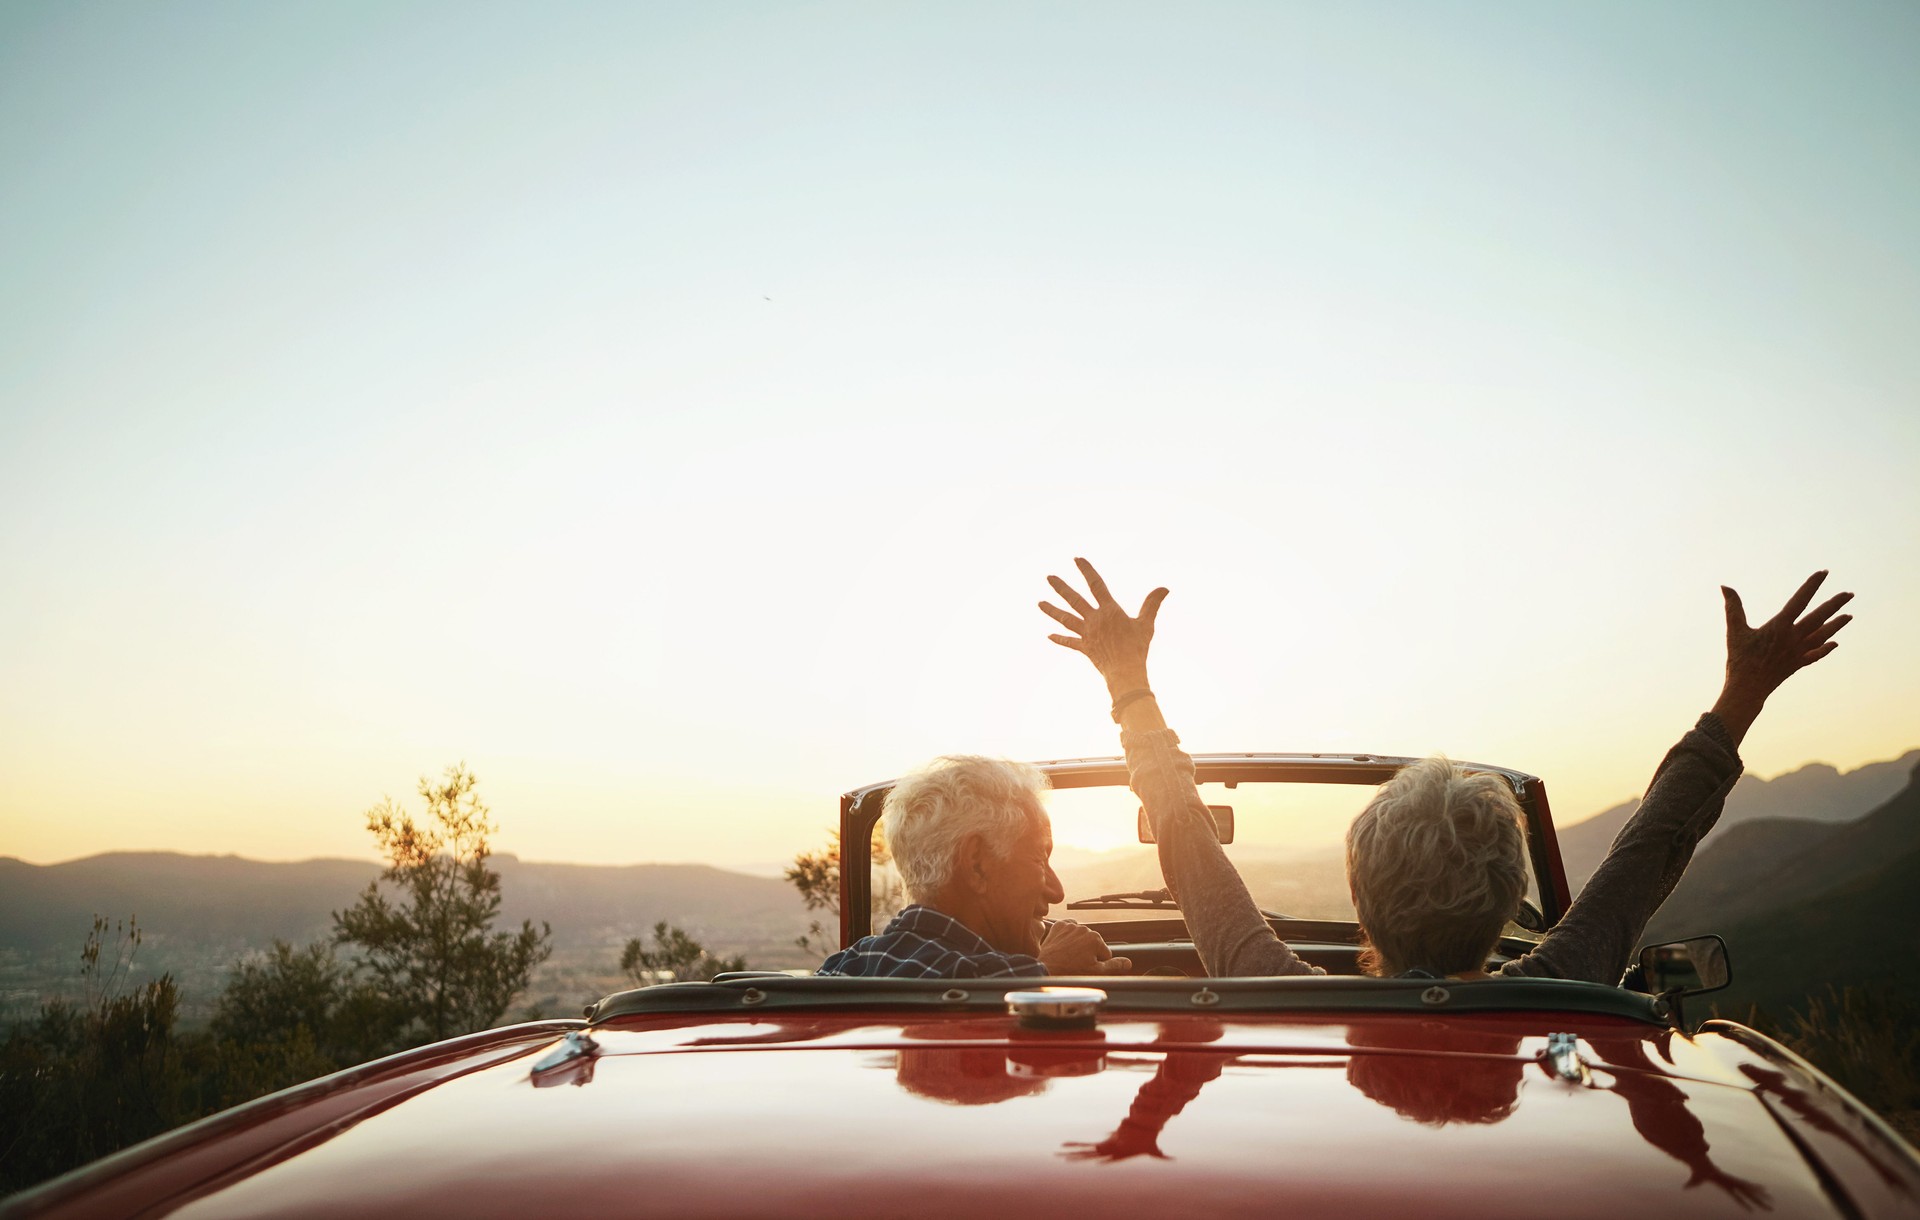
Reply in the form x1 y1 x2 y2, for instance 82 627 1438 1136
1502 713 1743 984
1122 727 1323 978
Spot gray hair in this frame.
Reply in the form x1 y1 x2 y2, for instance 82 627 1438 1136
1346 756 1528 977
882 756 1050 901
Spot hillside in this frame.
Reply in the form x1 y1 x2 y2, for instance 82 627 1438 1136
0 854 381 952
0 852 813 1024
1644 761 1920 1012
1558 748 1920 890
0 853 806 953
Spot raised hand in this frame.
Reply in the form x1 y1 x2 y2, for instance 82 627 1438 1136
1040 558 1169 696
1713 571 1854 744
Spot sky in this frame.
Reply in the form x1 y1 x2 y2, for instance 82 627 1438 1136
2 2 1916 872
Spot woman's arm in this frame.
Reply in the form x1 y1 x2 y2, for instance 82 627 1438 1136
1041 559 1319 977
1506 571 1854 984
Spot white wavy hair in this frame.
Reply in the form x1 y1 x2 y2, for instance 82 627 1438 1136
1345 756 1528 977
882 755 1050 901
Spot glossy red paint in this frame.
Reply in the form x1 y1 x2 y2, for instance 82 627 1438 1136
10 1005 1917 1219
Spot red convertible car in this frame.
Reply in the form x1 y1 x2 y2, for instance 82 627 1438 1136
6 753 1918 1219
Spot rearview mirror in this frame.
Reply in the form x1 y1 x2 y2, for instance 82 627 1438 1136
1637 935 1731 997
1138 805 1233 845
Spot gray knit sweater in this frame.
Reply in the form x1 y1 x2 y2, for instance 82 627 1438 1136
1120 715 1743 984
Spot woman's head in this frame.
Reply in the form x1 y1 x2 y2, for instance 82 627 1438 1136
1345 757 1528 977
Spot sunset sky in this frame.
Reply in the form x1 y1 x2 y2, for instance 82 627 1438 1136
3 3 1916 872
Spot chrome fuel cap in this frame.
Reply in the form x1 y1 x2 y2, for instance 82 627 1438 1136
1006 987 1108 1029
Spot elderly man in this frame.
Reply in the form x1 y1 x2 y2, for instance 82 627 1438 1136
817 755 1131 978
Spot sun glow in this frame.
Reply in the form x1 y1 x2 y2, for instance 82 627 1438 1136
1045 781 1372 856
1 6 1916 869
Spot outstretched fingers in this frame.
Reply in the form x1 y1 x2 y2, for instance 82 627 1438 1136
1047 573 1095 617
1040 597 1089 653
1804 612 1853 648
1798 590 1854 630
1042 559 1167 679
1771 570 1828 626
1039 600 1085 633
1074 557 1116 607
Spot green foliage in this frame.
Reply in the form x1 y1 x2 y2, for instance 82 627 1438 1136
0 917 183 1194
786 832 844 914
620 921 746 985
2 770 562 1195
205 940 365 1088
785 826 902 958
786 832 843 959
332 764 553 1048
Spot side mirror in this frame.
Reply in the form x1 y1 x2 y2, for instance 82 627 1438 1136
1138 804 1234 845
1637 935 1731 997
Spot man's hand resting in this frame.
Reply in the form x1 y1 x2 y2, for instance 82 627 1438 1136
1039 919 1132 975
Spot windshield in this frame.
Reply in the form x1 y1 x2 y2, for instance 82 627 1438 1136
1046 780 1353 921
1039 778 1540 925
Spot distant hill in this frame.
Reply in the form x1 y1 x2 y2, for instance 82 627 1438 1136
1558 749 1920 891
0 853 806 954
0 854 380 953
0 852 814 1024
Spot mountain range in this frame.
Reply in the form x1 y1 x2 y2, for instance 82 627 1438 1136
1546 748 1920 1012
0 853 807 955
1556 748 1920 890
4 746 1915 1022
0 854 814 1023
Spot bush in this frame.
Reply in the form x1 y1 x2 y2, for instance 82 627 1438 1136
1780 986 1920 1145
0 918 185 1194
620 922 746 985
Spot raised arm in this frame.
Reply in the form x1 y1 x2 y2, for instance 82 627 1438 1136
1508 570 1854 984
1041 558 1319 977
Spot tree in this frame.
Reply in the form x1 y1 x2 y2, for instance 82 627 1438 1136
213 940 347 1049
785 826 903 958
619 922 746 985
204 940 358 1092
333 765 551 1048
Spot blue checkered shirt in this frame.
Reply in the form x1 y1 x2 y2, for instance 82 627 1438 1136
815 904 1048 979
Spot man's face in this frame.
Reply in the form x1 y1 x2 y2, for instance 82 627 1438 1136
973 801 1065 958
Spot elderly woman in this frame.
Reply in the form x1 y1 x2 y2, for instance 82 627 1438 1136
1040 560 1853 983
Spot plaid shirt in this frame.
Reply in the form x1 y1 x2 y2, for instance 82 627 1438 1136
815 905 1048 979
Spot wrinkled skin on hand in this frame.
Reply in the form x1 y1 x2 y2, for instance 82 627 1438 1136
1039 557 1169 697
1038 919 1132 976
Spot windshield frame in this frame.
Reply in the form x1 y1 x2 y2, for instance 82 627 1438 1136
837 753 1571 949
